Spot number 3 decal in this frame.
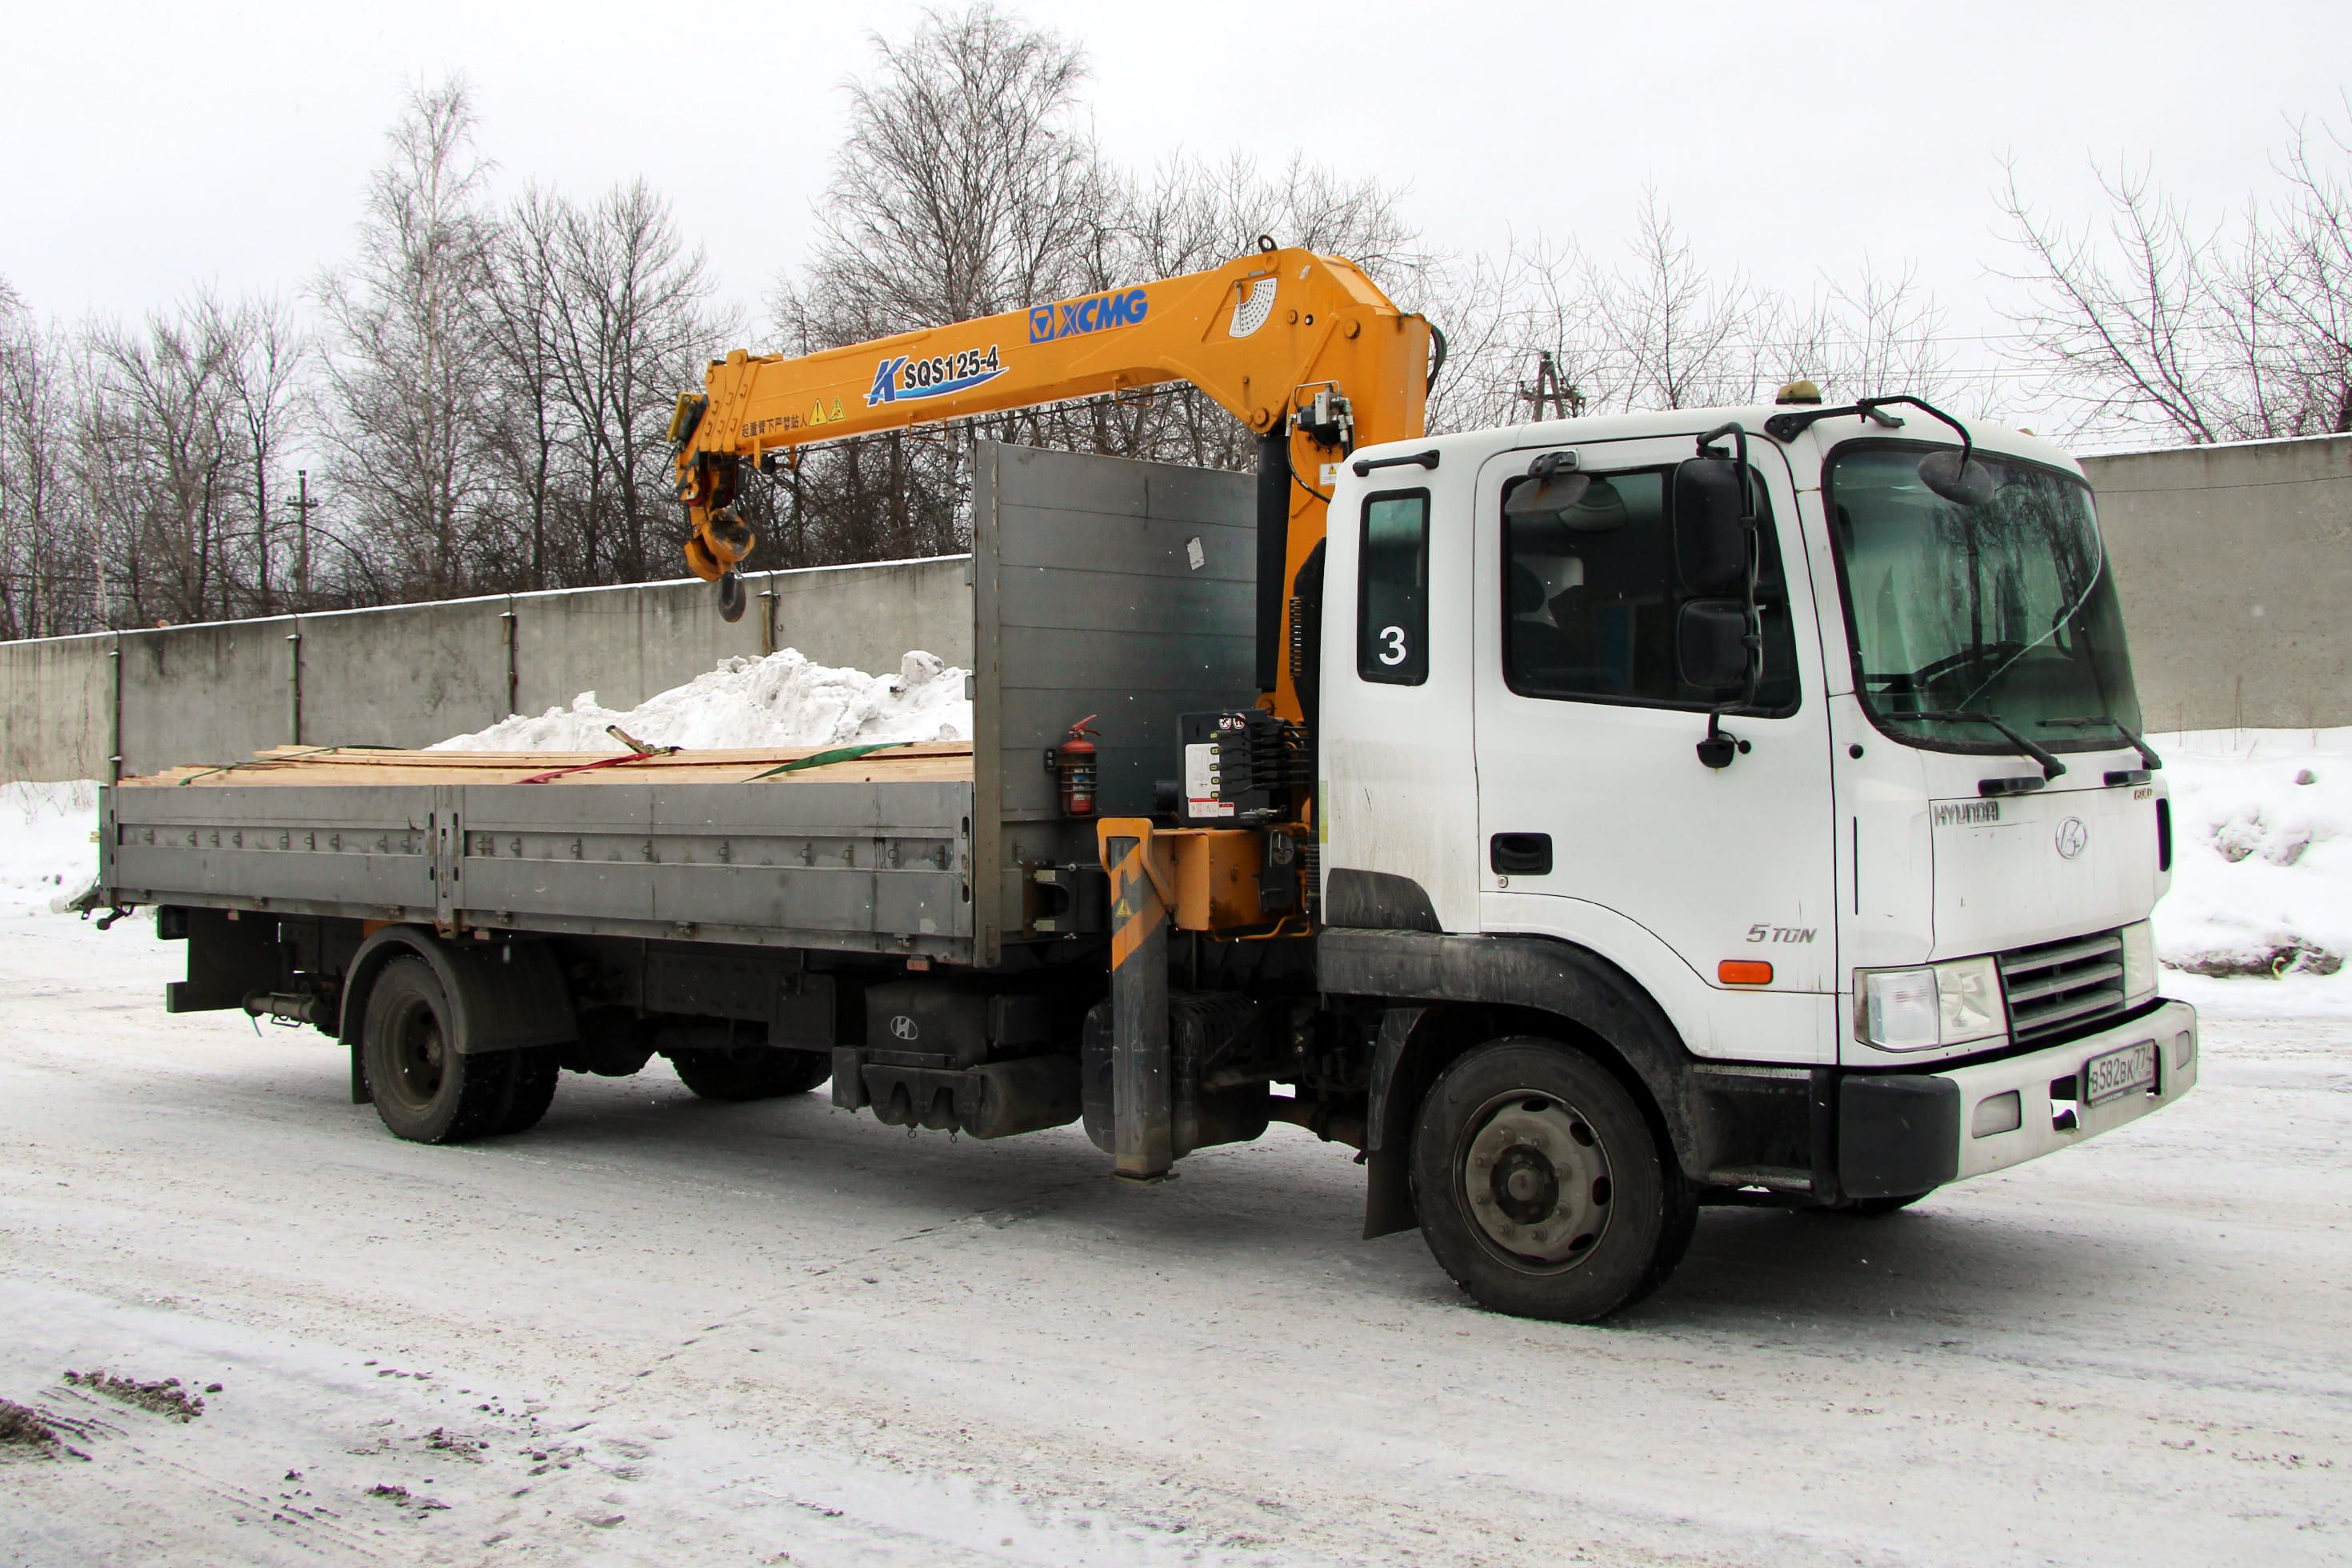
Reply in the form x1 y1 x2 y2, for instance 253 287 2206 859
1378 626 1408 666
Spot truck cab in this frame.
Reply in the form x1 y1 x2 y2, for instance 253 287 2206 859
1309 398 2196 1315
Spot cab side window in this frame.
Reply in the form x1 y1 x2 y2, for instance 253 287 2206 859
1358 490 1430 686
1502 466 1798 712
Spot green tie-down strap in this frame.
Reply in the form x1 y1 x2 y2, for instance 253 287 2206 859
745 742 914 781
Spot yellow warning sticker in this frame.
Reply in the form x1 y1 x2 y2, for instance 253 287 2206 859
809 400 830 426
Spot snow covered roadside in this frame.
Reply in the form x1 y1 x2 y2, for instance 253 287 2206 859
2153 728 2352 1018
0 780 98 915
433 647 972 752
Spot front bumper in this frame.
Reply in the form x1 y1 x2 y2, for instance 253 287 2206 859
1838 999 2198 1199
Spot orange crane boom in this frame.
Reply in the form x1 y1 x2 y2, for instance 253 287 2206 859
669 244 1431 722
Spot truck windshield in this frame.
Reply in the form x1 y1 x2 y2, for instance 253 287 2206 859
1826 445 2142 754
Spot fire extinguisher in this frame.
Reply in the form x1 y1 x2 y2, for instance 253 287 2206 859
1054 715 1100 818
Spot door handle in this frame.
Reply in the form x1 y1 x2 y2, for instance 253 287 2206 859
1490 832 1552 877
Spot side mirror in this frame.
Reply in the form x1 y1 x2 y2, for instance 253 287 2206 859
1677 600 1751 696
1673 456 1746 594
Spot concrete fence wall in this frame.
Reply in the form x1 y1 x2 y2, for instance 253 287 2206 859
1 556 973 783
6 435 2347 782
2079 434 2352 734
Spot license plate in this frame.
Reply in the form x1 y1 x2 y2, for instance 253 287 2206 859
2083 1040 2158 1106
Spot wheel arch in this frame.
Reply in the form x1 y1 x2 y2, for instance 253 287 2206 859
1322 929 1706 1238
338 926 579 1058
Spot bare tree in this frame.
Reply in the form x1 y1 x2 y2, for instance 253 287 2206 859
1995 104 2352 448
1779 258 1957 406
482 186 571 590
1587 189 1772 412
538 180 729 584
0 283 84 637
314 76 503 598
82 301 253 625
204 291 311 613
785 2 1104 341
2264 107 2352 434
1418 234 1608 434
1996 157 2238 444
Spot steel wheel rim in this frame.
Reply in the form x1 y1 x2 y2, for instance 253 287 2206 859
386 999 447 1111
1460 1089 1614 1269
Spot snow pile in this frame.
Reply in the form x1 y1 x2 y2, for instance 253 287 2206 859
2154 729 2352 990
434 649 973 753
0 780 99 914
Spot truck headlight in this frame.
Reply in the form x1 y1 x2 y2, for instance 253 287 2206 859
1855 957 2008 1051
2119 919 2157 1006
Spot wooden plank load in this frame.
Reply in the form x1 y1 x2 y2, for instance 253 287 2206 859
119 742 975 790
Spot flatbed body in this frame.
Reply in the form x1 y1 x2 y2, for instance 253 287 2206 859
108 744 980 961
95 444 1258 970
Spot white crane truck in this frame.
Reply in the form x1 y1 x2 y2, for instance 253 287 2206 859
93 262 2194 1322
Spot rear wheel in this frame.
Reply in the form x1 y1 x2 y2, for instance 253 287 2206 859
495 1046 562 1134
1411 1037 1695 1322
362 958 518 1144
669 1046 831 1102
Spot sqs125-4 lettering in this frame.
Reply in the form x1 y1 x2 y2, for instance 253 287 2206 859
866 345 1006 406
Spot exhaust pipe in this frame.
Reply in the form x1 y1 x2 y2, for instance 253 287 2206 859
242 991 327 1026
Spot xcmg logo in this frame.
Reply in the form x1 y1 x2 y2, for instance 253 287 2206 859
1029 288 1149 343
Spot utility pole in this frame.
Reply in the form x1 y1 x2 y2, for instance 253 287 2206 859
286 470 319 602
1518 350 1586 422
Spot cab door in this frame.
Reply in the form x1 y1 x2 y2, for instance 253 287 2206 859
1470 433 1838 1062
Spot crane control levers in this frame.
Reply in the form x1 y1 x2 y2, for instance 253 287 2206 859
668 243 1432 724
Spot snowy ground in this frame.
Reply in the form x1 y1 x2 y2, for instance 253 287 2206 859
1 729 2348 1563
0 911 2346 1566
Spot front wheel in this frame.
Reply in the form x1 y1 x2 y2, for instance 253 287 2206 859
1411 1037 1695 1322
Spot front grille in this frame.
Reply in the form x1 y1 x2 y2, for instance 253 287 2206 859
1998 929 2128 1043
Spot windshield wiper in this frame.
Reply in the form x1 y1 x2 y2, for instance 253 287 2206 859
2042 715 2162 774
1898 708 2068 784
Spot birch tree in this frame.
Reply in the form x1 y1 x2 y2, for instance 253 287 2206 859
314 76 503 598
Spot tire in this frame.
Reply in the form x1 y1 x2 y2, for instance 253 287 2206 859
1410 1037 1696 1323
494 1046 561 1134
669 1046 831 1102
361 958 518 1144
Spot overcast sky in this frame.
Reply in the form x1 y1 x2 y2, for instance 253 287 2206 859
6 0 2347 414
